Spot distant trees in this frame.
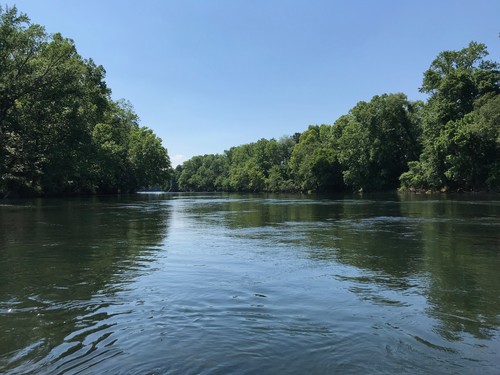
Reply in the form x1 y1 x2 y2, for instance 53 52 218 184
2 5 497 196
0 6 171 197
173 95 423 193
225 137 296 192
177 136 296 192
177 154 228 192
175 42 499 193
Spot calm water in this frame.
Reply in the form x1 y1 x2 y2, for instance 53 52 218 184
0 193 499 374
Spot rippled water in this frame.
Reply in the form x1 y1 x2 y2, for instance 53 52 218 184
0 193 499 374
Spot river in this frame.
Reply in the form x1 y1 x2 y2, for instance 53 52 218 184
0 193 499 374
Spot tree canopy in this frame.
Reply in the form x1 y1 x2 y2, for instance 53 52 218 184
400 42 500 191
2 6 498 196
336 93 422 191
174 42 499 194
0 6 171 197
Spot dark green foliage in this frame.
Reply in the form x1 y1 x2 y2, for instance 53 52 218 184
420 42 499 126
4 7 495 195
336 94 423 191
176 137 296 192
289 125 343 192
92 100 171 193
0 6 171 197
178 154 228 192
401 42 500 191
174 41 499 193
402 94 500 191
226 137 296 192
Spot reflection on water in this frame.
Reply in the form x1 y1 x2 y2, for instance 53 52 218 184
0 195 171 373
0 192 499 374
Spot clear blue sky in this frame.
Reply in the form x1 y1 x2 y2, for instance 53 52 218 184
4 1 500 165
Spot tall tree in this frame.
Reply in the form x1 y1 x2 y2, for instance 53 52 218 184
289 125 343 192
128 126 171 191
0 6 110 195
401 42 500 190
0 6 171 196
336 93 422 191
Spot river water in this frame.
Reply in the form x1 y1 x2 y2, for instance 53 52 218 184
0 193 499 374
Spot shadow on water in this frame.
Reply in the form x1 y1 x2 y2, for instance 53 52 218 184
0 194 172 373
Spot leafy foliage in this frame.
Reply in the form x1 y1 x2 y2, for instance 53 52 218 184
178 154 228 192
289 125 343 192
3 5 496 195
400 42 500 191
0 7 171 197
176 137 296 192
336 94 422 191
177 43 500 193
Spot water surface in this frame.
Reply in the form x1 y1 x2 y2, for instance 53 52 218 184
0 193 499 374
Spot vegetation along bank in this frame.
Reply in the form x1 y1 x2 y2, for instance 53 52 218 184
1 6 499 197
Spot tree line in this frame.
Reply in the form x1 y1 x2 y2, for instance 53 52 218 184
174 41 500 193
2 6 498 197
0 6 171 197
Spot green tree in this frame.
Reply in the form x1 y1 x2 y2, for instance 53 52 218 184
0 7 171 196
92 100 171 193
265 136 296 192
91 101 133 193
128 126 171 190
177 154 228 191
225 139 279 192
403 94 500 191
0 6 109 195
176 135 296 193
401 42 500 190
289 124 343 192
336 93 422 191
